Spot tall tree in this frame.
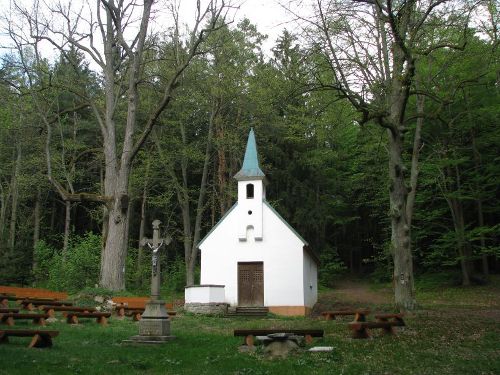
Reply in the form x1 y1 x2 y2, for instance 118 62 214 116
10 0 229 290
292 0 473 309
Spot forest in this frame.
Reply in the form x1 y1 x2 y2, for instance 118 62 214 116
0 0 498 310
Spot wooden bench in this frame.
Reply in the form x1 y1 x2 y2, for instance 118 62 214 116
0 308 19 314
321 309 370 321
0 294 17 307
348 313 405 339
0 286 67 299
18 299 73 311
0 329 59 348
0 313 49 326
66 312 111 326
115 306 177 320
113 297 174 310
40 305 96 318
234 329 324 346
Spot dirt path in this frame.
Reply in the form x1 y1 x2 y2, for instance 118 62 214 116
313 279 393 314
332 279 393 305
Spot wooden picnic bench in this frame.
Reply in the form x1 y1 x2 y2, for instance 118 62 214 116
0 294 17 307
0 308 19 313
66 312 111 326
0 313 49 326
0 329 59 348
40 305 96 318
321 309 370 321
18 299 73 311
234 329 324 346
348 313 405 339
112 297 174 310
115 305 177 321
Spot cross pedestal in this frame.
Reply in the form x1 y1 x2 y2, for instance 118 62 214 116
124 220 176 344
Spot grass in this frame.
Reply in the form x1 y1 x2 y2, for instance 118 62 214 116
0 277 499 375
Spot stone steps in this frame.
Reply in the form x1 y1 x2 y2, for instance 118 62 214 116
225 306 269 317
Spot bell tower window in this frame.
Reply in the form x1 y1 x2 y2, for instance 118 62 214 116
246 183 254 199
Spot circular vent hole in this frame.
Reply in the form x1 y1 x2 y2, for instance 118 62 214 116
248 210 253 215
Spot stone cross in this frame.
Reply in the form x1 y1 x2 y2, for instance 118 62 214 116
140 220 171 301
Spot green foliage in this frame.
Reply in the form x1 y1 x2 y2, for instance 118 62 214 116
318 246 346 287
33 233 101 292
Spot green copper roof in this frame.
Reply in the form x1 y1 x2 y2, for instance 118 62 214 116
234 128 265 180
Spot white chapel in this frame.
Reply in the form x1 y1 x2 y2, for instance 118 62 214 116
185 129 318 316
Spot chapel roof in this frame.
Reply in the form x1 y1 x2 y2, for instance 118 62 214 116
234 128 265 180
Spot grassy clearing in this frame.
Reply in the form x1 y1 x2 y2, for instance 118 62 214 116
0 278 499 375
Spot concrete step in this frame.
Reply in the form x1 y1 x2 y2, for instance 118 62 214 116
225 306 269 317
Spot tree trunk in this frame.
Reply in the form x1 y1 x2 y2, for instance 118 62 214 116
32 187 41 271
387 130 416 310
406 93 424 227
8 145 21 250
63 200 71 260
477 198 488 276
0 184 8 252
138 163 149 282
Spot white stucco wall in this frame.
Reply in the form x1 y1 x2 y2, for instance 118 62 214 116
185 285 225 304
303 250 318 308
199 201 308 307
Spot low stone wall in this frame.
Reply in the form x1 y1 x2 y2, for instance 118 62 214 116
184 302 228 315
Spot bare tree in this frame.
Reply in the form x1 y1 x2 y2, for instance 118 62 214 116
290 0 474 310
7 0 230 290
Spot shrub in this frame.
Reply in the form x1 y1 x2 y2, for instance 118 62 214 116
33 233 101 292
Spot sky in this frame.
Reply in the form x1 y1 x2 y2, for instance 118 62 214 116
0 0 300 68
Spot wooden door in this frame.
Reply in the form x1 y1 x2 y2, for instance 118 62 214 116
238 262 264 306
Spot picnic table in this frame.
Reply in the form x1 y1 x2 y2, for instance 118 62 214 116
348 313 405 338
18 299 73 311
321 309 370 321
0 312 49 326
0 329 59 348
234 329 324 347
66 312 111 326
40 305 96 318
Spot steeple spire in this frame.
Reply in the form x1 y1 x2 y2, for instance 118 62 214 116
234 128 265 180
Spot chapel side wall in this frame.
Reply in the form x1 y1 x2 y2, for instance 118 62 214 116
303 250 318 308
200 203 305 307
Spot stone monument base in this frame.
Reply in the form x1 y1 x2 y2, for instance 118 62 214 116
123 299 175 345
123 334 176 345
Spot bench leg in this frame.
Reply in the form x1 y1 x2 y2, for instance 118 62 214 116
34 317 46 326
29 334 52 348
97 316 108 326
324 314 334 321
0 332 8 344
354 313 366 322
352 327 370 339
377 318 396 335
305 334 313 344
244 335 254 347
5 317 15 326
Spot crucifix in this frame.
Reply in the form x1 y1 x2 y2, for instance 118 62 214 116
140 219 171 301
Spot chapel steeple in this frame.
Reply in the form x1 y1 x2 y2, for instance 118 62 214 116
234 128 265 180
235 128 265 241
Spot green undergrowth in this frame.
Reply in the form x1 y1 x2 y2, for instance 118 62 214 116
0 281 499 375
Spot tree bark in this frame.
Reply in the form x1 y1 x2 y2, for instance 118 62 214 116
387 129 416 310
32 186 41 271
406 93 424 227
63 200 71 260
8 144 21 250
